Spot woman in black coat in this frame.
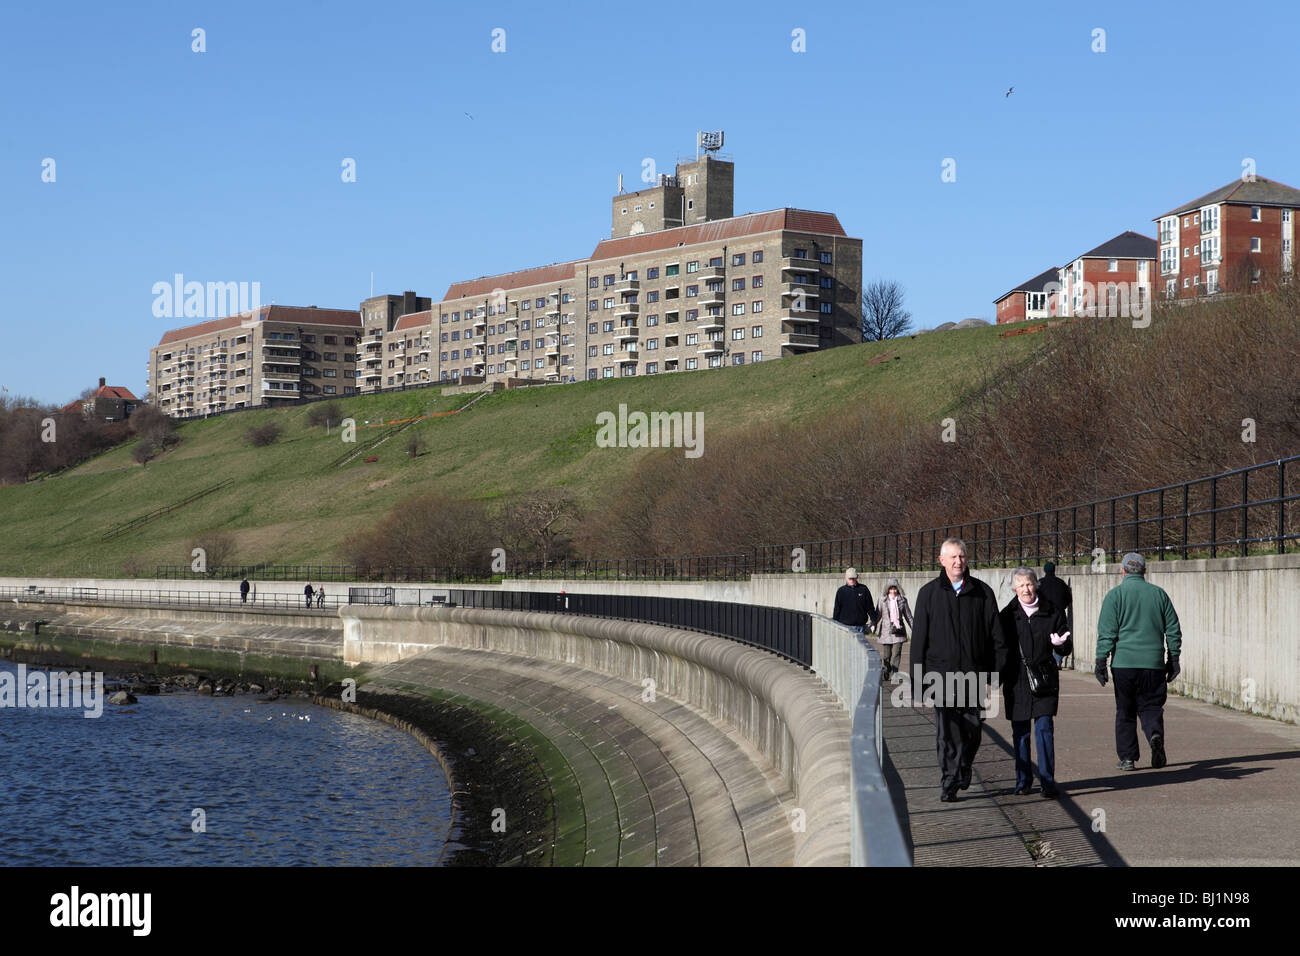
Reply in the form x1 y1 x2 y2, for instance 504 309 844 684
999 568 1072 798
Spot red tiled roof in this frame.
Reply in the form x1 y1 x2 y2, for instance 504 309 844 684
588 208 848 262
157 305 360 345
393 310 434 331
59 384 138 413
442 262 579 302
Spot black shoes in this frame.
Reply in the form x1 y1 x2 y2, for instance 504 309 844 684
939 788 958 802
1013 785 1033 796
1116 758 1136 771
1150 734 1167 769
1041 787 1059 799
958 767 972 791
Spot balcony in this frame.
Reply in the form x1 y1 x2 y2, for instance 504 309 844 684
780 281 821 302
473 315 488 331
615 301 640 319
698 317 724 332
701 265 725 278
617 325 639 341
262 342 300 351
614 277 640 293
781 256 819 273
781 333 820 350
696 339 724 355
698 290 725 308
261 381 300 394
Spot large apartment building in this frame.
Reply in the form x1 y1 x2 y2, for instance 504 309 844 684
1053 230 1156 317
150 135 862 413
1155 177 1300 299
148 306 362 417
381 145 862 387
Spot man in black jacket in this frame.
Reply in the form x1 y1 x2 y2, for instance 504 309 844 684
832 568 878 638
911 538 1006 802
1037 561 1073 665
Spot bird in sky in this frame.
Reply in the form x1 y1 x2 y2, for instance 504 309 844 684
1005 87 1014 98
465 111 474 120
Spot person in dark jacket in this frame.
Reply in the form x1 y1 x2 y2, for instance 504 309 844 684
910 538 1005 802
1037 561 1073 666
240 578 250 604
832 568 878 638
998 568 1072 798
304 582 314 609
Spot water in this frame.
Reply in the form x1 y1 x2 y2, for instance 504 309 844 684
0 664 451 865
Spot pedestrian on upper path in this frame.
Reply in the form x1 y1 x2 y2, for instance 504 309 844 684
872 578 912 681
1037 560 1073 666
304 582 314 609
998 567 1071 798
832 567 879 640
240 578 250 605
1095 552 1183 772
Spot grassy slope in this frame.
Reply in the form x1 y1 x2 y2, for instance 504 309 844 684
0 322 1050 575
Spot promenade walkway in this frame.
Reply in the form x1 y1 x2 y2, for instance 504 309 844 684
882 643 1300 866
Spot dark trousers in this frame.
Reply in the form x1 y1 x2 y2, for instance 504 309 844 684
935 706 982 791
1011 715 1056 789
1112 667 1167 761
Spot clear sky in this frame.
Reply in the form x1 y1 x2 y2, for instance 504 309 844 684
3 0 1297 405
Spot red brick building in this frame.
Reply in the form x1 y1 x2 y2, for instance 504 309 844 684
1054 230 1156 318
1154 177 1300 300
994 266 1058 325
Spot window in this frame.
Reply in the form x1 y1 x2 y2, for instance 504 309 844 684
686 285 698 297
441 352 448 361
1201 207 1219 233
324 368 337 377
732 278 745 291
1251 206 1262 221
751 325 762 337
521 360 531 370
686 309 698 321
268 332 280 339
589 299 599 311
753 250 764 264
587 369 598 381
1284 209 1292 223
687 199 694 210
1161 248 1177 274
1251 237 1262 252
1206 269 1219 294
323 385 336 395
686 333 699 345
1193 214 1199 224
687 261 699 273
647 267 659 279
589 322 599 334
731 328 745 340
647 290 659 303
324 352 337 361
521 340 530 350
708 355 722 368
646 362 658 374
732 354 744 366
522 320 531 330
732 253 746 266
666 264 679 276
647 338 658 350
451 330 460 341
709 257 722 268
603 320 614 332
1183 278 1190 288
793 248 807 258
686 358 698 370
819 251 832 264
752 301 763 313
634 204 642 212
732 303 745 315
1200 237 1220 265
820 276 834 289
625 271 637 281
649 202 655 209
1108 258 1118 272
820 302 833 314
604 274 616 286
752 275 763 288
603 297 614 309
603 367 614 378
589 277 599 289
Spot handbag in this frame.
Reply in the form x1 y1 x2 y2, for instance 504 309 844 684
1020 626 1058 697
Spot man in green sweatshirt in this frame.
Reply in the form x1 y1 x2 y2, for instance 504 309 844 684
1095 552 1183 771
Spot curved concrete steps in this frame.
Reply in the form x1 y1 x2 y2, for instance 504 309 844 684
370 645 796 866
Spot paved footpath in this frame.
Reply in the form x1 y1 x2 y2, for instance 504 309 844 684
882 643 1300 866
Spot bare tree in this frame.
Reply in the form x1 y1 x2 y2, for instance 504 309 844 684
861 280 914 341
504 490 582 566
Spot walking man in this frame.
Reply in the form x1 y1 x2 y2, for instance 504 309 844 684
240 578 250 605
911 538 1005 802
1095 552 1182 771
304 582 314 609
1037 561 1073 665
832 567 879 641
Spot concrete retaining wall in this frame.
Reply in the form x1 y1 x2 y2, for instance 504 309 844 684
341 604 851 866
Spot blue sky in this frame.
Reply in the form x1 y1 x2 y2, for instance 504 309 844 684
3 0 1297 405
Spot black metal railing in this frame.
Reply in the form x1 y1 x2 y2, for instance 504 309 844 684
444 588 812 667
0 585 342 611
138 455 1298 584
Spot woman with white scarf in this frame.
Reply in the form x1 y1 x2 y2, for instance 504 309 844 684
872 578 912 680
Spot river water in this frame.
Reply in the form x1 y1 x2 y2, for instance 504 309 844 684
0 663 451 865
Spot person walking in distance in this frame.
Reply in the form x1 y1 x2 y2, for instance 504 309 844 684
1095 552 1182 771
872 578 912 681
316 584 326 609
832 568 879 643
240 578 250 605
1037 561 1073 666
910 538 1005 802
304 582 314 609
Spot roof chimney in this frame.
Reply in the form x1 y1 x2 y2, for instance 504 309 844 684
99 377 106 387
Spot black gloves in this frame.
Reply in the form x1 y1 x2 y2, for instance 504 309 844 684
1095 658 1109 687
1166 655 1181 682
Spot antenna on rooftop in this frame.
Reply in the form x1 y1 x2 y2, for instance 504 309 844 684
697 129 724 159
617 173 624 195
